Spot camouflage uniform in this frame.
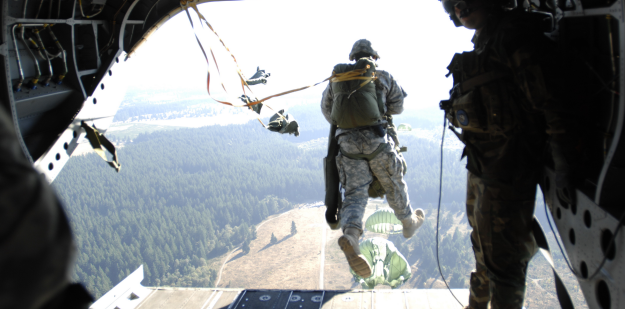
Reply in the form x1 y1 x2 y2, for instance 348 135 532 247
0 107 77 309
444 10 587 309
321 70 411 232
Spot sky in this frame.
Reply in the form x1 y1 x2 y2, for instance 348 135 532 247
125 0 476 114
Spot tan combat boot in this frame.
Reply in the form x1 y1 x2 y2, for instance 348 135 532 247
338 228 372 278
401 208 425 238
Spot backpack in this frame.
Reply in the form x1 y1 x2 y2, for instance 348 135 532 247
330 58 384 129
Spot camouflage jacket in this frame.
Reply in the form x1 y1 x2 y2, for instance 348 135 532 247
445 11 589 180
321 69 407 136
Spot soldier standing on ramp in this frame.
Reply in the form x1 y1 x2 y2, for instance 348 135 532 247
321 39 425 278
439 0 590 308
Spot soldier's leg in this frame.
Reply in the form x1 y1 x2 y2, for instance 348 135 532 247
336 130 379 278
368 145 412 221
337 129 386 230
466 172 490 309
336 154 372 231
474 173 539 309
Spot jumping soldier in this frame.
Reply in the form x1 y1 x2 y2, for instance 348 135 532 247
439 0 588 308
321 39 425 278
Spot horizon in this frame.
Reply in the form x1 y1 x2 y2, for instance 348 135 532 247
123 0 475 115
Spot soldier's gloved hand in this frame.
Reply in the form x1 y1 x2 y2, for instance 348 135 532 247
556 171 576 207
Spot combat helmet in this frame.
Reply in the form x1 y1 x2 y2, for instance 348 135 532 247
439 0 517 27
349 39 380 61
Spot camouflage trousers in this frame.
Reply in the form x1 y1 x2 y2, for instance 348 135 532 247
336 129 412 233
466 171 539 309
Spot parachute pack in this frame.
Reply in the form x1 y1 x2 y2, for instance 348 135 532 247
330 58 384 129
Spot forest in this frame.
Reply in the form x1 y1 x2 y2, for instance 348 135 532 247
390 213 474 289
53 115 469 298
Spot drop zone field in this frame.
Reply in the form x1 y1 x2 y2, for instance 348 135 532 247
217 199 469 291
212 200 587 309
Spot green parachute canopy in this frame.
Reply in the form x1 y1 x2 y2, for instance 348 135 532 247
349 237 411 289
397 123 412 131
365 208 403 234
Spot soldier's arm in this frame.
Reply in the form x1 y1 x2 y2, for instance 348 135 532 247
511 44 566 132
321 83 334 124
511 38 584 202
381 71 407 115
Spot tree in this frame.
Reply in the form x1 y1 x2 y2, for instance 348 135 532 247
291 221 297 235
242 240 250 254
270 233 277 244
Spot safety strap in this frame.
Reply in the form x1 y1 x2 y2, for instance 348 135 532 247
181 0 271 127
81 122 121 172
459 70 509 94
340 142 388 161
531 217 575 309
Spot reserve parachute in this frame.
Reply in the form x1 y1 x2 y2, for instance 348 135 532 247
365 208 403 234
349 237 411 289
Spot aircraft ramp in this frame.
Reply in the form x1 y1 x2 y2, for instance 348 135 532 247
135 287 469 309
89 265 468 309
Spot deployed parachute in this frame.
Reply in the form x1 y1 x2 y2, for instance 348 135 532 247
365 208 403 234
397 123 412 131
350 237 411 289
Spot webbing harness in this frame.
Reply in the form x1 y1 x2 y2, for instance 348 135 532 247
341 142 390 200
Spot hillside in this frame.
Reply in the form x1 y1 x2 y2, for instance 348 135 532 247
53 117 587 308
214 199 587 309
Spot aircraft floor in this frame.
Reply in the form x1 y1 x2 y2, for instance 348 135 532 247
135 287 469 309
